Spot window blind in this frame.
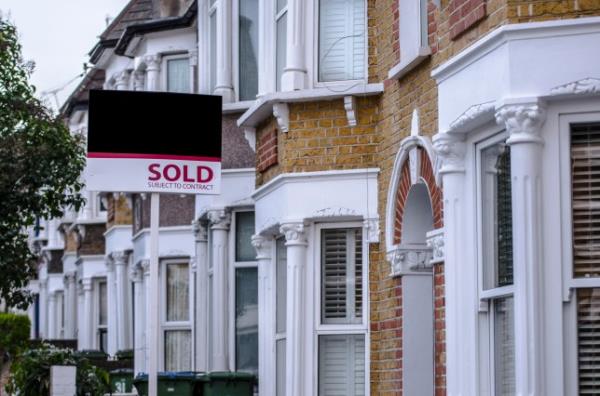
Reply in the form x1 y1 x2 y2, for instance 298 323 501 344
166 58 190 93
571 123 600 278
321 228 362 324
166 263 189 322
493 296 515 396
578 288 600 394
165 330 192 371
318 0 365 82
239 0 259 101
319 334 365 396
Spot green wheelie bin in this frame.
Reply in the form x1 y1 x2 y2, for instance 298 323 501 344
198 372 256 396
110 368 134 394
133 372 198 396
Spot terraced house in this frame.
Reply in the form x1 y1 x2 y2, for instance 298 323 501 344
25 0 600 394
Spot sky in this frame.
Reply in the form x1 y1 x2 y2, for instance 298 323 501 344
2 0 130 111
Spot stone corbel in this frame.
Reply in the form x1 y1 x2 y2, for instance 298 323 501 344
243 127 256 151
432 132 466 185
129 262 144 283
207 209 231 230
280 222 307 246
363 218 380 243
273 103 289 133
192 219 209 242
188 49 199 67
495 100 546 145
388 244 434 277
251 235 271 260
344 96 358 127
426 228 444 265
110 250 131 266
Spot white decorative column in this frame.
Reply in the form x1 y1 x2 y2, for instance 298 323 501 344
82 278 94 350
77 282 84 348
496 100 546 395
133 71 145 91
64 272 77 339
252 235 275 396
208 209 231 371
215 0 234 102
47 292 57 339
189 50 198 93
432 133 475 395
106 258 118 355
280 222 308 396
144 55 161 91
282 0 307 91
193 220 209 372
39 279 48 339
112 251 131 352
115 70 131 91
130 263 145 375
142 259 151 372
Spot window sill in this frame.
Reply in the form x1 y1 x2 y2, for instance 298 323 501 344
223 100 254 114
387 47 431 81
237 82 384 130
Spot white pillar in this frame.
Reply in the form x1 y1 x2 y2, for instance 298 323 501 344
432 132 476 395
64 272 77 339
47 292 57 339
39 280 48 339
82 278 94 350
115 70 131 91
133 70 145 91
131 263 145 375
496 100 546 395
142 260 151 372
112 251 132 351
193 220 210 372
252 235 275 396
214 0 234 102
145 55 161 91
208 209 231 371
77 282 84 348
282 0 307 91
280 222 307 396
106 258 118 355
189 50 198 94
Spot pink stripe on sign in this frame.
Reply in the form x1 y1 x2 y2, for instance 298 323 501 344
87 152 221 162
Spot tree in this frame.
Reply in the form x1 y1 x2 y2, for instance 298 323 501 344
0 17 85 309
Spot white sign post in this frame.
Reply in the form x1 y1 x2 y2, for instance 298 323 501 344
86 90 222 396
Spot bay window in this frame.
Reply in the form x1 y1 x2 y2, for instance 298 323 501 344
163 260 192 371
233 211 258 374
317 226 366 396
477 133 515 395
318 0 366 82
97 280 108 352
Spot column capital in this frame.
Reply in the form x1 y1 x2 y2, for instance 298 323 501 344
115 70 132 90
141 259 151 276
133 70 145 91
433 132 466 176
208 209 231 230
192 219 209 242
130 262 144 283
280 222 307 246
109 250 131 266
495 101 546 145
81 278 93 291
188 49 199 67
64 271 77 284
144 54 161 71
251 235 272 259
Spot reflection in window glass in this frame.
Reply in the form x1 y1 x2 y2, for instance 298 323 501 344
236 212 256 262
165 330 192 371
167 58 190 93
239 0 259 100
493 297 515 396
235 268 258 374
166 263 189 322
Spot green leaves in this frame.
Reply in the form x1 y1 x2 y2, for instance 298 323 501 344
0 313 30 360
0 17 86 308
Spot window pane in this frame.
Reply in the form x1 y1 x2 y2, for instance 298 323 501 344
165 330 192 371
481 142 513 289
276 0 287 13
276 339 286 396
239 0 259 101
276 237 287 333
571 123 600 278
276 12 287 91
210 11 217 93
99 281 107 325
321 228 362 324
319 334 365 396
235 268 258 374
318 0 365 82
236 212 256 262
577 288 600 394
167 58 190 93
494 297 515 396
420 0 428 47
166 263 189 322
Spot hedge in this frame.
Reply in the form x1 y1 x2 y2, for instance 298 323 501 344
0 313 30 360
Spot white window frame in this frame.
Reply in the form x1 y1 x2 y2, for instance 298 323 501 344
208 0 219 95
162 52 192 94
312 221 369 396
160 258 193 371
274 0 288 92
557 110 600 394
313 0 368 88
475 129 516 395
94 278 108 352
228 209 258 372
390 0 431 79
273 235 287 396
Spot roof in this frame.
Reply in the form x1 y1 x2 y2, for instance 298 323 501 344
59 68 106 118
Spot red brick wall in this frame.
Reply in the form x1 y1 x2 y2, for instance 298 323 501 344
256 127 278 172
448 0 487 39
434 262 446 395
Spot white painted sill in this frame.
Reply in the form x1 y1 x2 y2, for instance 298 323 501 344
387 47 431 80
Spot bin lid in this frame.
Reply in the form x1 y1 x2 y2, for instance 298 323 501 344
134 371 201 381
207 372 256 381
110 368 134 374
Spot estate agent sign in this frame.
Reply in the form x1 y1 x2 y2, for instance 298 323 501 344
85 90 222 194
